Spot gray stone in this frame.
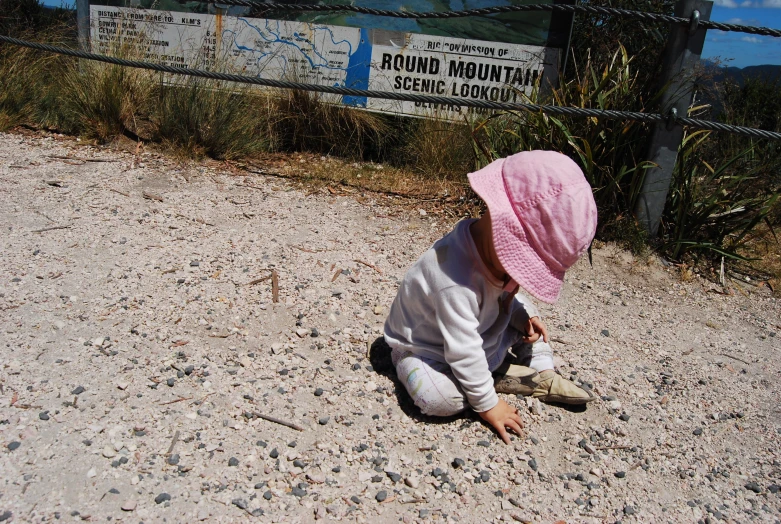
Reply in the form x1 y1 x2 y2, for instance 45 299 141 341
39 411 49 421
624 505 635 515
375 490 388 502
72 386 85 395
232 498 248 510
318 416 329 425
228 457 239 467
154 493 171 504
7 441 21 451
168 454 179 465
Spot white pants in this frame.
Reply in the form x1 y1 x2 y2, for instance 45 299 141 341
391 337 555 417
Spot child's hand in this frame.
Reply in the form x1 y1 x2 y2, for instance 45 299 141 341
521 316 548 344
478 398 523 444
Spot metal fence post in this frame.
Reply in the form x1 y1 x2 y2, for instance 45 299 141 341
635 0 713 237
77 0 90 52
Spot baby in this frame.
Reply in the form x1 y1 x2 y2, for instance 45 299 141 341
383 150 598 444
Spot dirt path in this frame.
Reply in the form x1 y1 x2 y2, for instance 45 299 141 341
1 132 779 523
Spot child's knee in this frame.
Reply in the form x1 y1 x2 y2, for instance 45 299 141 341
415 395 467 417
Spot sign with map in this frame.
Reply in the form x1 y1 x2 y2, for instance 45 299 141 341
89 1 570 118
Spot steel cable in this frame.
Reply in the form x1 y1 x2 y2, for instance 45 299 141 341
209 1 781 38
1 35 779 140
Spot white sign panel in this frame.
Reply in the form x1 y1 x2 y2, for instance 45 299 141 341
90 6 557 118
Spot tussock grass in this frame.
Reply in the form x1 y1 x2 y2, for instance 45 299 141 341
153 78 273 160
396 116 475 182
60 60 155 141
272 89 389 159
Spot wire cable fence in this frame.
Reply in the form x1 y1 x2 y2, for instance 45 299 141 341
1 34 779 140
212 1 781 38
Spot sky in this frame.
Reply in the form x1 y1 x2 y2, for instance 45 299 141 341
702 0 781 68
41 0 781 69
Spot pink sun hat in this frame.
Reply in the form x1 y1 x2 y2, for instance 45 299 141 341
468 150 597 304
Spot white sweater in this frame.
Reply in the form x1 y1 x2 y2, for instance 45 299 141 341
384 219 539 412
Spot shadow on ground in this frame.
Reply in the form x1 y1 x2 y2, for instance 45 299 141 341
367 336 472 426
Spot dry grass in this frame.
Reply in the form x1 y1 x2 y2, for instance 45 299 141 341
244 151 470 200
397 116 476 182
58 41 156 142
736 225 781 296
272 89 389 159
153 79 274 160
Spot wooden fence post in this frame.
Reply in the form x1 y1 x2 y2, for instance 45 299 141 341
635 0 713 237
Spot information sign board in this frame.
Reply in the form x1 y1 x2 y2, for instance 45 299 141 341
89 1 568 118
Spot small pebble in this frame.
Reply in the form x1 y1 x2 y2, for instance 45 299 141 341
39 411 49 421
72 386 85 395
154 493 171 504
228 457 239 467
375 490 387 502
314 388 324 396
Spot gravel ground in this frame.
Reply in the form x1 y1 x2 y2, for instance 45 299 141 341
1 132 780 524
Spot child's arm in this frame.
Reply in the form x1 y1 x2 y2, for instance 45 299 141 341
435 287 523 443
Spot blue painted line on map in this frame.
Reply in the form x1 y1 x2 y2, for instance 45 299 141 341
229 17 355 76
342 28 372 107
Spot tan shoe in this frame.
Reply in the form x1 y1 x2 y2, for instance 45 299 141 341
532 370 596 404
494 364 539 395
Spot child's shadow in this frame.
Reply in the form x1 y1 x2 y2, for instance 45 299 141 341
368 337 469 425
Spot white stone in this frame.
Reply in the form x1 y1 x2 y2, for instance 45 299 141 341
87 468 97 478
